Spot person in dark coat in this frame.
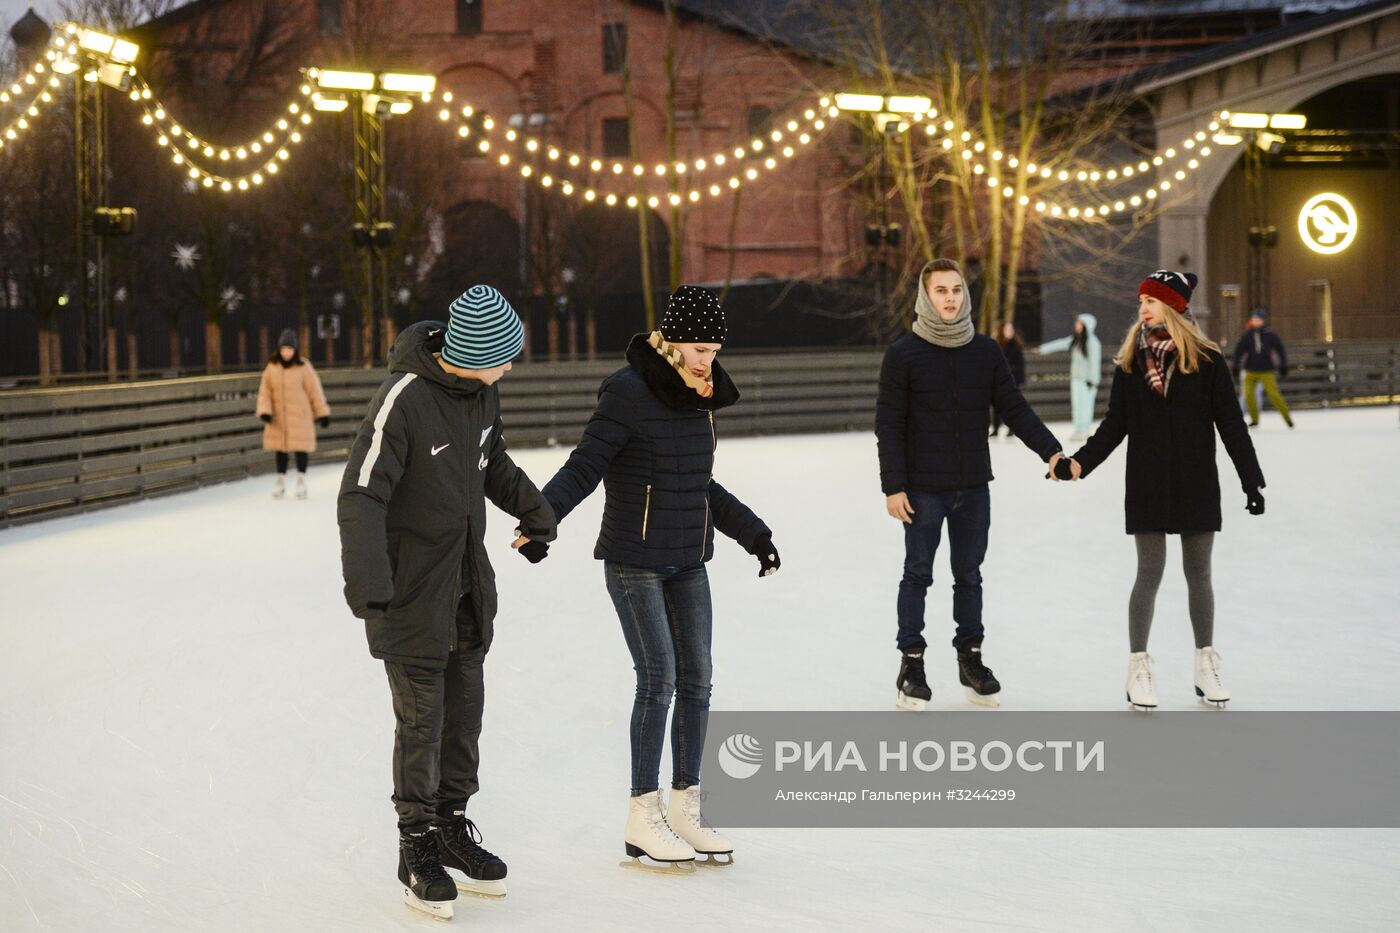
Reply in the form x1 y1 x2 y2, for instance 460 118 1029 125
337 285 557 918
989 320 1026 438
540 285 777 868
1232 310 1294 428
876 258 1066 712
1060 270 1265 711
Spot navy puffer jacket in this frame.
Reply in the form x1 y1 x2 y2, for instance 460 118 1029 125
542 334 769 568
876 332 1062 494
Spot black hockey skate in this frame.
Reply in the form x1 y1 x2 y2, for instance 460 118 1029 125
896 650 933 711
957 640 1002 708
436 812 508 898
398 829 457 920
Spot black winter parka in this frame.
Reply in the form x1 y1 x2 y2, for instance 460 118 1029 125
542 334 769 568
876 332 1061 495
337 322 556 669
1072 348 1265 535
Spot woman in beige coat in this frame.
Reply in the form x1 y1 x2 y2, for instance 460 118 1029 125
256 329 330 498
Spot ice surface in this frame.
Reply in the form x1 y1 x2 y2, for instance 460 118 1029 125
2 407 1397 931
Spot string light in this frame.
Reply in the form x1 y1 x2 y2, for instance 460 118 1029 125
123 71 317 192
126 73 316 171
438 93 832 210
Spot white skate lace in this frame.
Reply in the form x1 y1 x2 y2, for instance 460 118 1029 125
1200 648 1223 687
1131 655 1155 693
682 790 714 831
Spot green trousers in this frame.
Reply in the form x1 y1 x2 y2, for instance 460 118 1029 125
1243 371 1292 425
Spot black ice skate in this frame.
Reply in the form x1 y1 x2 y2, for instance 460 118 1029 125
398 828 457 920
436 812 509 898
957 640 1001 708
896 650 933 711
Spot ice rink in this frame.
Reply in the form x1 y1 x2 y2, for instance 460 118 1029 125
2 407 1397 931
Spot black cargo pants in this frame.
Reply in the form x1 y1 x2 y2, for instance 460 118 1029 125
384 595 491 831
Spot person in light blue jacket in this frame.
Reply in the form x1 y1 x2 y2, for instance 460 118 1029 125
1037 313 1102 439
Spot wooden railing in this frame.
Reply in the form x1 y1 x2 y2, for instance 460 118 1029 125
2 340 1395 527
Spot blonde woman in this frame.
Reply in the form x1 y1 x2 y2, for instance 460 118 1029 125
541 285 779 870
1058 271 1264 710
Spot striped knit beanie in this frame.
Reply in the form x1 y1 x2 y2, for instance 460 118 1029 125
442 285 525 369
1139 270 1198 314
659 285 726 343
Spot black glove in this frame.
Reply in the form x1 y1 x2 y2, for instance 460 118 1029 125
259 413 272 423
1245 487 1265 515
317 416 330 428
753 534 780 577
1053 457 1076 481
517 539 549 563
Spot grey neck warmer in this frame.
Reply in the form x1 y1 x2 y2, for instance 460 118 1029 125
911 265 975 348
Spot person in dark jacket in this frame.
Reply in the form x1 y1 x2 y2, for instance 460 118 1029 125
337 285 557 918
876 259 1066 712
1060 270 1265 711
989 320 1026 438
1232 310 1294 428
540 285 777 869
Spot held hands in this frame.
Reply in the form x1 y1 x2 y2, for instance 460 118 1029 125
752 534 781 578
512 528 550 563
1046 453 1082 482
1245 487 1266 516
886 492 915 523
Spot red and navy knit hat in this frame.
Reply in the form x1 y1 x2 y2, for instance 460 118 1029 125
1138 269 1199 313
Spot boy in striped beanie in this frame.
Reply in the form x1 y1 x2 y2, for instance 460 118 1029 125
338 284 555 917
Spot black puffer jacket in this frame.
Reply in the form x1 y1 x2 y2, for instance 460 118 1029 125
1072 349 1265 535
337 322 556 668
876 332 1061 495
542 334 769 568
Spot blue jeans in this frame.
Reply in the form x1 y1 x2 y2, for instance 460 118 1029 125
895 485 991 653
604 562 714 796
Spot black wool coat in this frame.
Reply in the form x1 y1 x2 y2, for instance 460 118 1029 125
542 334 770 569
337 322 557 669
1072 348 1265 535
876 332 1062 495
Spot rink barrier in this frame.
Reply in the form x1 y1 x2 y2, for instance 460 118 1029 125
1 341 1395 526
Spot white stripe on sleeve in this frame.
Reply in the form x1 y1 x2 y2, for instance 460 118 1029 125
357 373 417 488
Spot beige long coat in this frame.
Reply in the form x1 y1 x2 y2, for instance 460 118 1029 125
256 359 330 453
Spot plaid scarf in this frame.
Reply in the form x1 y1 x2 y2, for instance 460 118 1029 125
1137 324 1177 398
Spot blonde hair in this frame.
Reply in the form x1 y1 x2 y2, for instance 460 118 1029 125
1115 308 1219 374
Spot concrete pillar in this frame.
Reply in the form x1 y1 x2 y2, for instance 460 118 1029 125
1157 204 1212 320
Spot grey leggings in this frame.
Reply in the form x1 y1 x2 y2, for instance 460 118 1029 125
1129 532 1215 652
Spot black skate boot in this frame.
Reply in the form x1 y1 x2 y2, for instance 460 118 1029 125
436 811 508 898
398 828 457 920
896 649 933 711
957 639 1001 708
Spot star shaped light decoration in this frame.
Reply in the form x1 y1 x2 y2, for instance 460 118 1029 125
171 244 200 271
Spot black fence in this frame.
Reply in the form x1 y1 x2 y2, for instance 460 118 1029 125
1 340 1395 527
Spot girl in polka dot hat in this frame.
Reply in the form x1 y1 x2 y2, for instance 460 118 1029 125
539 283 779 868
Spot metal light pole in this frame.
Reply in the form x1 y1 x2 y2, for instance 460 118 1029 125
352 101 388 367
312 70 433 367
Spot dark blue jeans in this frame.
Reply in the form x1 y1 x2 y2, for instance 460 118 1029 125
895 485 991 653
604 562 713 796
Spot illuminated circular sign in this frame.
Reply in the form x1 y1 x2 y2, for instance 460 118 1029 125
1298 193 1357 255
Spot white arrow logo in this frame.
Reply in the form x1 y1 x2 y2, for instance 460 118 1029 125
478 452 488 471
431 443 451 456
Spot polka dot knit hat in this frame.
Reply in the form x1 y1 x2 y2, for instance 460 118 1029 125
443 285 525 369
659 285 727 343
